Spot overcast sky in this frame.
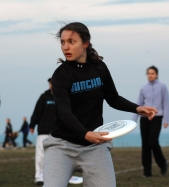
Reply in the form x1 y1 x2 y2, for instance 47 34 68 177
0 0 169 134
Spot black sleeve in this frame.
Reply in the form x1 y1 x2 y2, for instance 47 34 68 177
52 67 88 138
19 122 27 132
19 123 24 132
6 124 12 134
9 124 13 134
29 94 45 129
103 63 138 113
4 126 7 134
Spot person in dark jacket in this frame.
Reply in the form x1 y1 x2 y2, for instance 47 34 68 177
42 22 158 187
29 78 55 186
19 117 32 148
2 118 17 148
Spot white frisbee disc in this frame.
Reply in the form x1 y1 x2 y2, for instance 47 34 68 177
93 120 137 138
69 176 83 184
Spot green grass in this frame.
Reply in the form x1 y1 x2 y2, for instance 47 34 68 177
0 147 169 187
113 148 169 187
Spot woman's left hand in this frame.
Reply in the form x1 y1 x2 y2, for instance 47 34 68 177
136 106 158 120
164 123 168 128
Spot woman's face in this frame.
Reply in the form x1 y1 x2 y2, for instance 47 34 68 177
60 30 88 63
6 119 10 123
147 69 158 82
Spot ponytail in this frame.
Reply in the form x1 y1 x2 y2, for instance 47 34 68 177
86 43 103 65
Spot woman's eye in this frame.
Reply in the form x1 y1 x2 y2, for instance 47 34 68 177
70 40 74 44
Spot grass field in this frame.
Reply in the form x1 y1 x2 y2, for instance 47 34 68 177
0 147 169 187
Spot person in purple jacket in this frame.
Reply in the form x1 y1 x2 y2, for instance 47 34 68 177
132 65 169 177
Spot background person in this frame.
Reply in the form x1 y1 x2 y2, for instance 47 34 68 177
19 117 32 148
2 118 17 149
29 78 55 186
43 22 157 187
132 66 169 177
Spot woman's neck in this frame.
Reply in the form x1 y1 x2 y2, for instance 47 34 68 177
75 51 87 63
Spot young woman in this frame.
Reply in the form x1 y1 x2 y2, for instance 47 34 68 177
133 66 168 177
43 22 157 187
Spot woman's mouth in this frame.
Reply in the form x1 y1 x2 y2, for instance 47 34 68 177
65 53 72 57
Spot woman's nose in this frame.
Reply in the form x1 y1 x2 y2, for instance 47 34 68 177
63 43 69 51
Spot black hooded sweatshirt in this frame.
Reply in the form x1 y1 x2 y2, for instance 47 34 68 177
29 89 55 135
51 60 138 146
5 123 13 135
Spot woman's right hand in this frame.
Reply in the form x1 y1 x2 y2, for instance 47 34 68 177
85 131 112 144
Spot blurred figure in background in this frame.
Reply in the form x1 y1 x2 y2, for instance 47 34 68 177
19 117 32 149
29 78 55 186
132 66 169 177
2 118 17 149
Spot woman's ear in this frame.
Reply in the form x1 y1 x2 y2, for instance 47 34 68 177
84 41 89 49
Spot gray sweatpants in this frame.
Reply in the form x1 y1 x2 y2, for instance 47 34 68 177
43 136 116 187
